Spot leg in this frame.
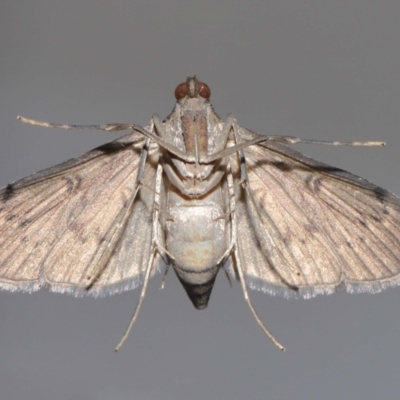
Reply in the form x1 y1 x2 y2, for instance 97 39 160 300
226 169 285 351
231 120 301 280
85 137 152 289
114 163 165 351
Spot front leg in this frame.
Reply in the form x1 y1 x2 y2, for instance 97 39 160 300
162 157 229 198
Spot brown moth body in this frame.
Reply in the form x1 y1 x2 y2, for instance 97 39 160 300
2 76 400 351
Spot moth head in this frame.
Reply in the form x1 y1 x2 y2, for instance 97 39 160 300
174 76 211 100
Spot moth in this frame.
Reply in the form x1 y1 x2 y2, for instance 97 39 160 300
1 76 400 351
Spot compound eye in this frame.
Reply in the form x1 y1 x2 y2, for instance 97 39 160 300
175 82 188 100
197 82 211 99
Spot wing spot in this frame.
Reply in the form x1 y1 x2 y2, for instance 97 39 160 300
2 184 15 201
63 177 75 194
74 174 83 190
97 141 126 154
357 218 367 227
305 223 319 234
271 161 293 172
305 176 323 193
312 178 323 193
373 187 389 202
19 218 32 228
370 214 381 222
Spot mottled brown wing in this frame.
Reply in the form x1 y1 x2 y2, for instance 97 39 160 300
230 128 400 299
0 131 160 296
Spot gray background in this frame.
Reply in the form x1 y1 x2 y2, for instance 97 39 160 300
1 1 400 399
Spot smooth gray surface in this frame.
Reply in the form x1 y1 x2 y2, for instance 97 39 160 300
1 1 400 399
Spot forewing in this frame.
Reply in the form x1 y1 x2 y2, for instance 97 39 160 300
0 131 160 296
231 128 400 298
